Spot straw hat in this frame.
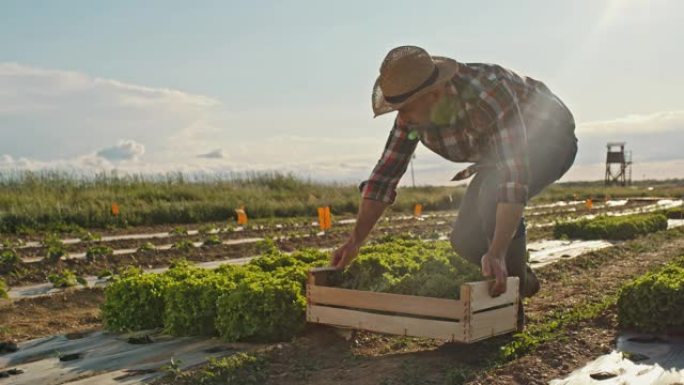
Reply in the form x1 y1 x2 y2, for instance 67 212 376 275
372 46 460 117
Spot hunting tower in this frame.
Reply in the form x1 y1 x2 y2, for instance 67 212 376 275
605 142 632 186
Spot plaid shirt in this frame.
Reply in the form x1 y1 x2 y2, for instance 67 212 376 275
361 63 563 205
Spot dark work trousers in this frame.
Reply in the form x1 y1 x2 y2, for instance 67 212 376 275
449 97 578 305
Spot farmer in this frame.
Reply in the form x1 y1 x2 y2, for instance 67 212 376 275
330 46 577 328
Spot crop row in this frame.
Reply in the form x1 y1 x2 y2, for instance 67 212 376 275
663 205 684 219
553 213 668 240
1 218 443 261
618 255 684 332
0 210 455 253
101 236 480 342
4 197 643 256
0 172 464 234
2 213 453 264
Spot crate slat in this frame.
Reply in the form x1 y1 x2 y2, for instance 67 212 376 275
308 305 465 341
468 304 518 342
306 270 520 343
466 277 519 312
308 266 337 286
307 285 464 320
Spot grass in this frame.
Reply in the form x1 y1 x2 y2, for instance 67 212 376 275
0 278 8 298
0 171 462 234
203 235 222 246
85 245 114 261
1 171 683 235
537 178 684 202
499 296 616 361
47 269 87 288
154 352 268 385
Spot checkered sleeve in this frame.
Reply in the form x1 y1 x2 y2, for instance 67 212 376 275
360 118 419 204
480 84 530 204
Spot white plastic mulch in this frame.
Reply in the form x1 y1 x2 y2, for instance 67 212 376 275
0 331 249 385
524 218 683 269
529 201 584 210
668 219 684 229
550 334 684 384
527 239 614 268
7 236 616 300
604 199 629 207
581 199 682 221
7 206 683 300
9 200 604 251
6 255 257 300
19 237 264 264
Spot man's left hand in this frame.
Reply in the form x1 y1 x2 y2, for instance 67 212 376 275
481 253 508 297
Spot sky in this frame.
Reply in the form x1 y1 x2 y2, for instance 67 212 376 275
1 0 683 185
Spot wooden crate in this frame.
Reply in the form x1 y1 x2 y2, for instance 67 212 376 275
306 267 519 343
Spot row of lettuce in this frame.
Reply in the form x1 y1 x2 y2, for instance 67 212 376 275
554 209 684 332
100 237 481 341
3 209 682 337
102 233 684 341
0 208 677 295
99 209 684 339
1 204 679 265
618 255 684 333
551 207 684 332
553 212 669 240
552 203 682 241
0 224 279 264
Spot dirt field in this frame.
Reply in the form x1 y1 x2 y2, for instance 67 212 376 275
3 226 679 384
2 202 682 385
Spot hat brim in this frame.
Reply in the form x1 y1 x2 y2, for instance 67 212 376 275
372 56 459 118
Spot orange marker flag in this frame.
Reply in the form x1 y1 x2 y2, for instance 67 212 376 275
324 206 332 230
414 203 423 218
235 207 248 225
317 207 326 231
317 206 332 231
111 203 120 216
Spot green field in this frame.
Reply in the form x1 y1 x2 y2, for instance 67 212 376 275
0 170 682 234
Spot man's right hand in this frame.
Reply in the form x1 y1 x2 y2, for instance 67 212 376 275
330 239 361 269
331 198 388 270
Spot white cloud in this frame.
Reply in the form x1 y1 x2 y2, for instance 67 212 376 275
197 149 225 159
0 62 220 160
0 63 217 113
1 61 683 184
561 159 684 182
0 153 112 172
577 110 684 135
96 140 145 161
573 110 684 170
0 63 389 180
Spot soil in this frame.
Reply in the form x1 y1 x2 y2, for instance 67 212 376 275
5 221 680 385
0 288 103 343
153 227 684 385
3 219 466 286
5 199 638 259
1 232 348 286
466 311 617 385
5 199 635 251
527 199 645 217
465 228 684 384
8 215 451 256
1 210 430 243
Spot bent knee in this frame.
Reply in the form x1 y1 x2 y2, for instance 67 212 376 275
449 228 486 265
